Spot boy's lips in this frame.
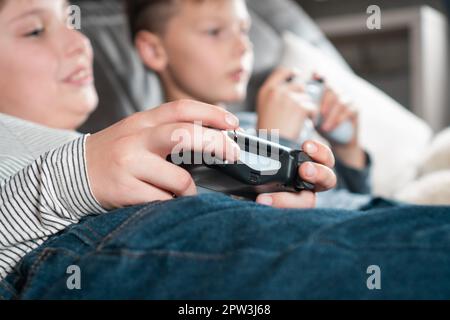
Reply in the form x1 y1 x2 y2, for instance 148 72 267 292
63 67 94 87
229 68 249 82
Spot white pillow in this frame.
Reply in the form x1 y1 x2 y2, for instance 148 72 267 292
394 127 450 205
279 31 433 197
395 170 450 205
417 127 450 176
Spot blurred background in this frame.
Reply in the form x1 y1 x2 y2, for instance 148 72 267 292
74 0 449 134
298 0 449 131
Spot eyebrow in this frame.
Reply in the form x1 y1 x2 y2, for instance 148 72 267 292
7 0 70 24
7 8 46 24
195 15 252 25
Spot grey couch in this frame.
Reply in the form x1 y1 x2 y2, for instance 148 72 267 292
75 0 350 133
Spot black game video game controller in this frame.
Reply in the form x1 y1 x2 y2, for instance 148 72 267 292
167 130 316 200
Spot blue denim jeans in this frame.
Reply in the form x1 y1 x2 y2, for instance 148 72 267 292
1 194 449 299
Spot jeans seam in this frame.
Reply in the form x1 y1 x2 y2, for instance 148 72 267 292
93 245 293 261
0 280 18 300
95 198 259 251
96 202 164 251
84 223 102 241
93 248 229 260
18 247 80 298
19 249 54 298
95 198 209 251
6 263 28 294
72 224 100 247
23 249 83 300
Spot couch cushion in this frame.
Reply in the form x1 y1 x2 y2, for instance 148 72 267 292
75 0 163 133
246 0 351 71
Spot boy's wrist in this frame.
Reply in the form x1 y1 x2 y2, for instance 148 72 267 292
333 144 367 170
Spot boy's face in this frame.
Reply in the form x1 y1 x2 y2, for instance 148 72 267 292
147 0 254 105
0 0 97 130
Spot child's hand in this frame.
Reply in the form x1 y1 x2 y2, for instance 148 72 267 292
256 140 337 208
316 80 366 169
86 100 241 210
257 68 316 141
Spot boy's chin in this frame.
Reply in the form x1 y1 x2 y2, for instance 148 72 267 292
64 94 99 128
217 90 247 104
73 91 99 113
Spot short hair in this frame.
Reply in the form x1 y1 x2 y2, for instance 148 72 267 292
124 0 209 40
124 0 183 40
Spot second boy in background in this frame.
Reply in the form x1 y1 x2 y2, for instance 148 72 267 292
125 0 372 206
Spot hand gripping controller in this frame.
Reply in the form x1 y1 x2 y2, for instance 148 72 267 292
167 130 316 200
292 77 354 145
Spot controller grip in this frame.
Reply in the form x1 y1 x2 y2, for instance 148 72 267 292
292 151 315 191
314 115 354 145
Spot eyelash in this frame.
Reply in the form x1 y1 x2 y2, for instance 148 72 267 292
25 27 45 38
206 27 250 38
207 28 222 37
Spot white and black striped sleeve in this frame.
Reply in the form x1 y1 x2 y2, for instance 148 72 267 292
0 135 107 280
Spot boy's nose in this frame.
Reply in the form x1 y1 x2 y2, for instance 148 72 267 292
63 28 93 59
234 34 252 57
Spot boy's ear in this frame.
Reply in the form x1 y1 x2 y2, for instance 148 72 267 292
135 31 168 72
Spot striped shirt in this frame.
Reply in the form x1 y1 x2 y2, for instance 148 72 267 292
0 113 106 281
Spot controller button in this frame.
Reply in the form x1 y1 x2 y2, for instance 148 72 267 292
250 172 259 183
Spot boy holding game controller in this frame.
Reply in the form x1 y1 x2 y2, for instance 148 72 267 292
125 0 373 197
0 0 338 284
